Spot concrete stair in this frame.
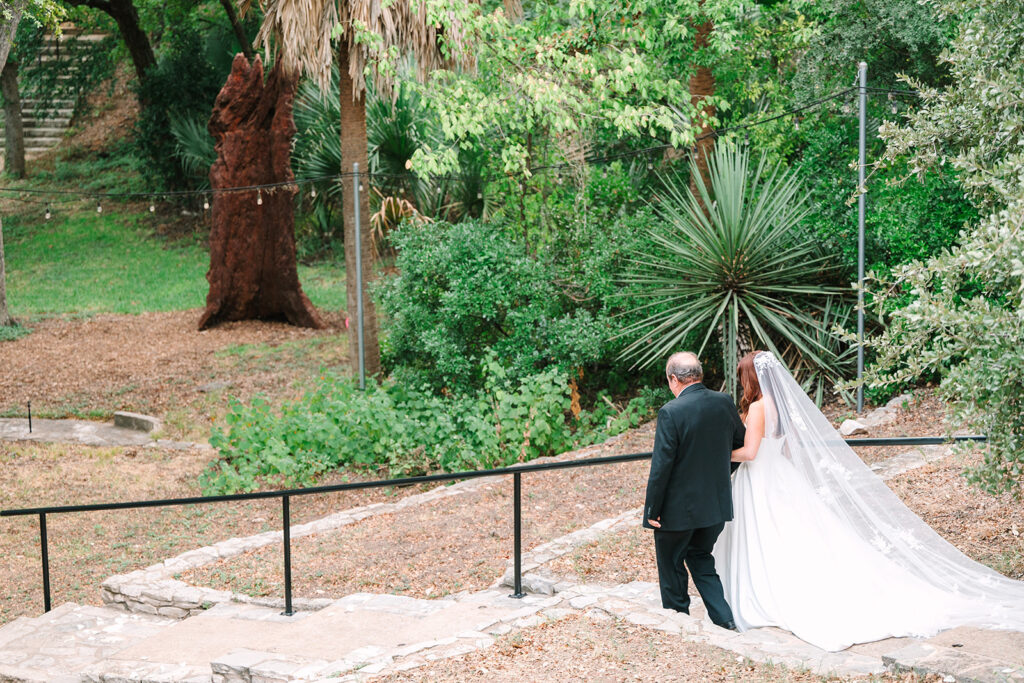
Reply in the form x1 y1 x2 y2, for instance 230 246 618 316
0 25 109 164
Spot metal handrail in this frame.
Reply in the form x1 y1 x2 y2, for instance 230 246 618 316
0 435 988 615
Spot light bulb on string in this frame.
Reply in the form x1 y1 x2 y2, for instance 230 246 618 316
45 205 51 221
96 200 103 214
149 198 156 213
476 191 483 200
310 187 317 199
203 195 210 211
257 189 263 206
794 118 800 131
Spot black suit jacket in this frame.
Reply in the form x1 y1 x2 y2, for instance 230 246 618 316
643 383 746 531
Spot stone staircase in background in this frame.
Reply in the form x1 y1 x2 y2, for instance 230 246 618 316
0 25 108 167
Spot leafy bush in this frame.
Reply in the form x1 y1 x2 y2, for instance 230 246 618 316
797 118 977 277
201 360 659 494
378 220 611 394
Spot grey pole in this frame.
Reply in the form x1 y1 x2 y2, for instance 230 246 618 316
354 163 366 390
856 61 867 413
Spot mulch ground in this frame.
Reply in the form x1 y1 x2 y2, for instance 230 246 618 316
0 309 348 440
377 613 943 682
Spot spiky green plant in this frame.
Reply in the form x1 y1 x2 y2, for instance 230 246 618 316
619 143 849 399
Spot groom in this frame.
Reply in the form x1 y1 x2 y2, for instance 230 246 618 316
643 352 745 629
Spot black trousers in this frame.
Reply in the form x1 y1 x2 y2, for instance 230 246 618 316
654 523 734 626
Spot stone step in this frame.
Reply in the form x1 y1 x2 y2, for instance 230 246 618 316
883 637 1024 682
79 591 545 683
0 603 178 683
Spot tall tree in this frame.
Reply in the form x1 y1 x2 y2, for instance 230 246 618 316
0 0 28 327
1 58 26 178
244 0 476 379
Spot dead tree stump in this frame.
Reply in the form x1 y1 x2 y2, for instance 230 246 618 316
198 54 323 330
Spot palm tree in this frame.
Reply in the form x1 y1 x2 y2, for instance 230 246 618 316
242 0 475 378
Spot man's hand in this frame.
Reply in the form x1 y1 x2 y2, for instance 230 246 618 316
648 517 661 528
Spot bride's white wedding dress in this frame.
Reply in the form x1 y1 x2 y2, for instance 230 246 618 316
713 352 1024 652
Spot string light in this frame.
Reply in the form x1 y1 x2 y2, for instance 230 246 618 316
203 196 210 210
476 191 483 200
149 198 155 213
96 200 102 214
44 205 51 220
310 187 317 199
256 190 263 206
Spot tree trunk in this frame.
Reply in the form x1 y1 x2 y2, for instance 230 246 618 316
217 0 254 62
338 47 381 378
0 216 12 326
63 0 155 82
199 53 323 330
0 0 26 72
688 17 716 200
1 59 26 178
0 0 25 328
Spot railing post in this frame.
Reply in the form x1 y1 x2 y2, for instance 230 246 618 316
39 513 51 612
510 471 525 598
281 495 293 616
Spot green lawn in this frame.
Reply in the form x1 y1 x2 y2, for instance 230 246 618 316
3 207 346 316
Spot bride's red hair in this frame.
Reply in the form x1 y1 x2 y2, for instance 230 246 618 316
738 351 763 417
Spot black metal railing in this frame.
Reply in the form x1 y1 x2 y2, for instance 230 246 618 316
0 435 987 616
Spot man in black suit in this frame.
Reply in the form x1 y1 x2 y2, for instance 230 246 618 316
643 352 745 629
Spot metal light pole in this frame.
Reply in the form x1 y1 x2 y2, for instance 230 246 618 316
353 163 366 391
856 61 867 414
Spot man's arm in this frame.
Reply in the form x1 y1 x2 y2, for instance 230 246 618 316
644 406 678 528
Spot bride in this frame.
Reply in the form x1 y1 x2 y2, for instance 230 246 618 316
713 350 1024 651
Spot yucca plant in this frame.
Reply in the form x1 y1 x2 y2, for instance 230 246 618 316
618 142 849 399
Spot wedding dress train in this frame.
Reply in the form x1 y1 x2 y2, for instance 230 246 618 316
713 352 1024 651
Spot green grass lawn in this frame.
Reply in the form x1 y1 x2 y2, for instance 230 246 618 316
3 206 346 317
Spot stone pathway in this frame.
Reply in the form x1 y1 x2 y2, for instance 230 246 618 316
0 415 209 450
2 408 1023 682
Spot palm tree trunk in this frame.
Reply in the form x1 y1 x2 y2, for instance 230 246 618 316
339 48 381 378
1 59 26 178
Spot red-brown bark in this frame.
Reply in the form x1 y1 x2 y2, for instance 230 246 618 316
199 53 323 331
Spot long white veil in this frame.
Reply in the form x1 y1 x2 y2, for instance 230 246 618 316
753 351 1024 630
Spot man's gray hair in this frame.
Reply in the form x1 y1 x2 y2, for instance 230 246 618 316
666 352 703 383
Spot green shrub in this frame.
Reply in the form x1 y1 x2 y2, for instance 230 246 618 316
378 220 610 394
201 358 660 494
797 119 977 277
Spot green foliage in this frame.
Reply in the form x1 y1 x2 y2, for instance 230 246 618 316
619 142 851 399
797 118 977 276
200 361 658 494
378 219 610 394
410 0 749 177
792 0 954 97
133 26 225 191
868 0 1024 495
